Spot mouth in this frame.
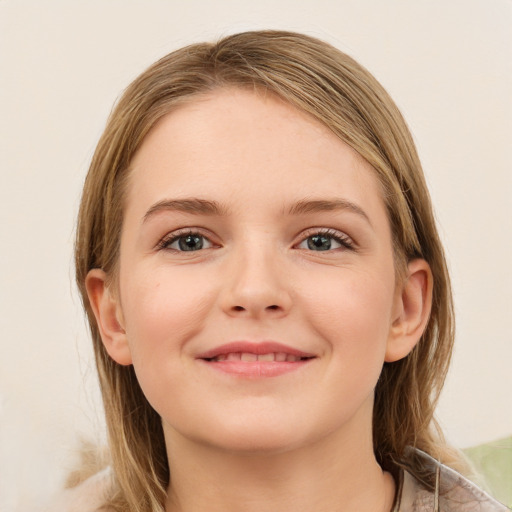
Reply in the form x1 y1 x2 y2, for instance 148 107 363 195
204 352 311 362
196 341 316 377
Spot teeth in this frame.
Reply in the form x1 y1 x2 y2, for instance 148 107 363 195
240 352 258 362
275 352 287 362
212 352 305 362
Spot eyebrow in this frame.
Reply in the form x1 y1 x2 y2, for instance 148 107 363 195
143 198 227 222
143 197 371 225
286 199 371 225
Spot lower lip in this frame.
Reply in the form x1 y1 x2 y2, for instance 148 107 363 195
198 359 313 378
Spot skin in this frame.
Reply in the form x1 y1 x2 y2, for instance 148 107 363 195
87 88 432 512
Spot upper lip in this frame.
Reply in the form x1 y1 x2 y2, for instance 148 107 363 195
196 341 316 360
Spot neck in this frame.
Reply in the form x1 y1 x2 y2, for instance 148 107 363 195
164 421 395 512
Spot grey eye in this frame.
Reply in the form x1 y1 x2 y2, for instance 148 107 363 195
298 234 344 251
168 234 212 251
307 234 333 251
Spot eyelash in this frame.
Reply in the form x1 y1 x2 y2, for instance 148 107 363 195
156 229 213 251
298 228 355 251
156 228 355 252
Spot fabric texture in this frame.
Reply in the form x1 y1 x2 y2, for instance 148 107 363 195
397 450 509 511
43 467 112 512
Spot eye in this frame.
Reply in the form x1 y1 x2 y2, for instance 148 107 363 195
158 231 214 252
297 229 354 252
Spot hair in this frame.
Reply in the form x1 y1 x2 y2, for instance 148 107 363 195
75 30 459 512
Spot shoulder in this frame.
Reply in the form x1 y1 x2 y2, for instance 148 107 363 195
43 467 113 512
399 449 509 512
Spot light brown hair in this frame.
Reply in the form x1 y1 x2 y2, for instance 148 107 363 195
75 30 457 512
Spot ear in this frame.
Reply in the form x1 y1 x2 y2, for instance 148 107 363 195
386 259 433 363
85 269 133 366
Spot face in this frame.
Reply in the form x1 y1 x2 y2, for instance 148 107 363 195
95 88 416 454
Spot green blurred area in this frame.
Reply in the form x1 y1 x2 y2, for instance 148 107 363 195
464 436 512 509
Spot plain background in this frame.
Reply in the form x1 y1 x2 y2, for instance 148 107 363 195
1 1 511 510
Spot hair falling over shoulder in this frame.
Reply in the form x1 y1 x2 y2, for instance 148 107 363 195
75 30 464 512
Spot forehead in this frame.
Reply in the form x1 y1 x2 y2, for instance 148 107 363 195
126 88 385 213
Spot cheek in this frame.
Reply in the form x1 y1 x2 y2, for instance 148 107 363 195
303 264 395 328
301 266 395 369
117 265 219 418
120 265 216 362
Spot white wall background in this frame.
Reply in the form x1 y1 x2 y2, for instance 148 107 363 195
0 1 510 510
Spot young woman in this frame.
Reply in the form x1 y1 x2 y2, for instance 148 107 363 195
59 30 507 512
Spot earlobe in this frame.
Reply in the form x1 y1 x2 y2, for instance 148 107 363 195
85 269 133 366
385 259 433 363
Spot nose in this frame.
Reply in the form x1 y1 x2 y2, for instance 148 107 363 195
220 245 292 319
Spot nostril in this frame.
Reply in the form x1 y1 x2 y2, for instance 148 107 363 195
231 305 279 312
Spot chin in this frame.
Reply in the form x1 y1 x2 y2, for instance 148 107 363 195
177 412 312 455
207 428 306 455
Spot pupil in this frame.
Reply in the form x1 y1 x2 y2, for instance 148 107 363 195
308 235 331 251
179 235 203 251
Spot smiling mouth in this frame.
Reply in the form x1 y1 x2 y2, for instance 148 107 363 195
196 342 316 377
204 352 312 363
